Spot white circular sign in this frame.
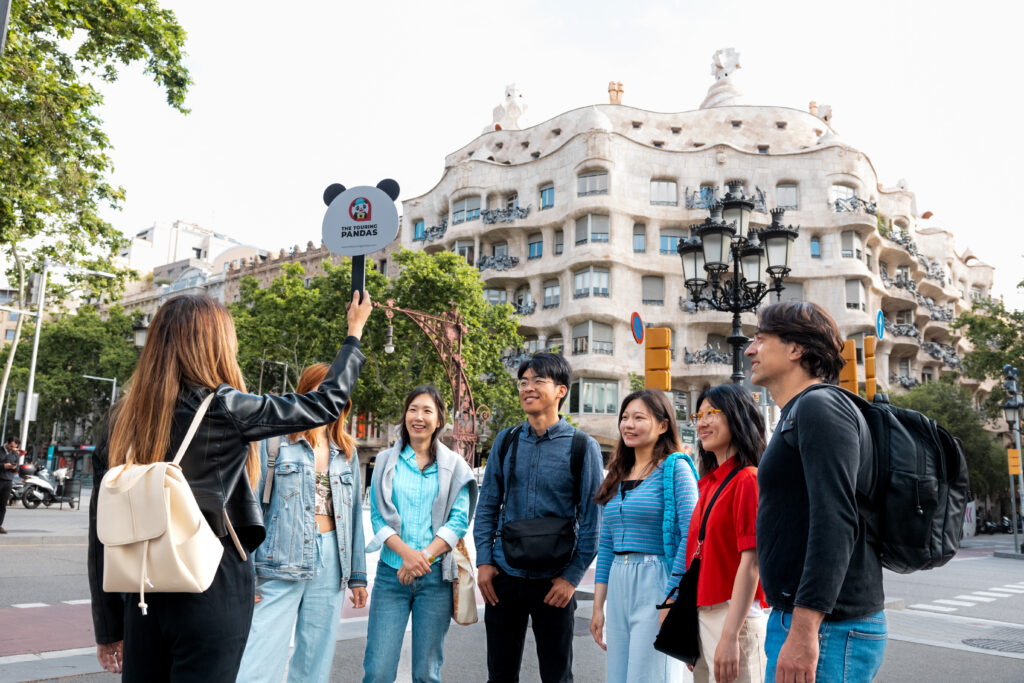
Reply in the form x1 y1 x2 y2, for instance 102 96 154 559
321 186 399 256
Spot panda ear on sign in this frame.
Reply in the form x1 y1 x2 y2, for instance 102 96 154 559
376 179 400 201
323 183 346 206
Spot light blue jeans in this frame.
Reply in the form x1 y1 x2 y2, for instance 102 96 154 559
362 561 453 683
765 609 886 683
605 553 676 683
237 530 344 683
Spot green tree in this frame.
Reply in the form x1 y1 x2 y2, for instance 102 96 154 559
890 378 1006 502
0 306 140 455
230 249 524 451
0 1 191 418
955 296 1024 413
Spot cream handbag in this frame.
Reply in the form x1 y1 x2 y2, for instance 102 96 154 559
97 393 240 614
451 537 478 625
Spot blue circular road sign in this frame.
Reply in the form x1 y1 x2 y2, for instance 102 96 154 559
876 310 885 340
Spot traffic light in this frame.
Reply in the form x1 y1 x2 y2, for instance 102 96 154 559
864 336 877 402
839 339 858 393
645 327 671 392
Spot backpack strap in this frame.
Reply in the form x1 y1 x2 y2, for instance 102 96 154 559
261 435 284 505
569 429 587 512
661 452 698 562
495 425 523 535
170 392 217 466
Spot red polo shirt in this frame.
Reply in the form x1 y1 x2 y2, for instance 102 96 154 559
685 457 768 608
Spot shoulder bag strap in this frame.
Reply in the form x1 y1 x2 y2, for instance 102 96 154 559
569 430 586 512
170 392 216 466
496 425 523 533
261 435 283 505
693 465 743 559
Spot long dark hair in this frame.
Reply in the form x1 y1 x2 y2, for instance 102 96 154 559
694 384 766 475
594 389 682 505
399 385 447 464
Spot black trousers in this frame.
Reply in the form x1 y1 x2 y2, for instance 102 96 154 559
122 537 254 683
0 479 12 527
484 569 577 683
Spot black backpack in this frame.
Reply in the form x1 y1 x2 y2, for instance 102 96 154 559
786 384 969 574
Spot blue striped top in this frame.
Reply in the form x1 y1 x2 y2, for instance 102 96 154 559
595 458 699 594
370 445 471 571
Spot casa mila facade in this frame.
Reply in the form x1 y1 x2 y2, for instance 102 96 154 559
399 49 995 450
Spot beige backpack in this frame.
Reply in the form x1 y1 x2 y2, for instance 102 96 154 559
97 393 245 614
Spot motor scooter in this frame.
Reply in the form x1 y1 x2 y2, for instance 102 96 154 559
21 464 75 509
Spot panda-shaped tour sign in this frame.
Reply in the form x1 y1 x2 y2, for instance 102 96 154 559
322 179 400 302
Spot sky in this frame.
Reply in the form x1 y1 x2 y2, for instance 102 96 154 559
95 0 1024 308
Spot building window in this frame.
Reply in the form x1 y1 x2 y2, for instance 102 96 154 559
922 368 934 383
414 220 425 240
453 240 474 266
841 231 863 259
810 236 821 258
650 180 678 206
829 184 856 207
542 280 560 308
778 281 804 302
577 171 609 196
659 228 685 255
642 276 664 305
492 242 508 258
575 214 610 245
897 264 910 281
633 224 646 252
895 309 914 325
8 312 17 322
757 146 769 154
505 193 518 210
731 121 742 128
452 196 481 224
553 229 564 255
528 234 543 259
699 184 716 206
569 378 619 414
4 330 14 341
573 267 610 298
865 248 873 270
848 333 865 363
540 185 554 210
572 321 614 356
515 286 533 308
898 358 911 378
776 183 798 210
845 279 866 312
193 247 202 259
971 286 984 301
483 288 507 305
547 336 564 354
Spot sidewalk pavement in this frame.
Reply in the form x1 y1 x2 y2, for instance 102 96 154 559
0 487 90 545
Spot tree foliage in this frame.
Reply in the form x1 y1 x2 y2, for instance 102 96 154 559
890 378 1007 501
230 249 524 450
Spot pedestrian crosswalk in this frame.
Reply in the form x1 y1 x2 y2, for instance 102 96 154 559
909 582 1024 614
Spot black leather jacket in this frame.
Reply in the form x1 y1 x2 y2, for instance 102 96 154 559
87 337 365 643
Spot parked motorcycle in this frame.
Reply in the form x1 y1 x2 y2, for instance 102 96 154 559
6 476 23 506
21 465 76 509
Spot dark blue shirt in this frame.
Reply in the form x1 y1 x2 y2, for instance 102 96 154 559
473 419 603 585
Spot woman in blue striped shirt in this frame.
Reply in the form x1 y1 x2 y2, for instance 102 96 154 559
363 386 477 683
589 389 700 682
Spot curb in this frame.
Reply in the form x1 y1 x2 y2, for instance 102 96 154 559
0 535 87 546
884 598 906 610
993 551 1024 561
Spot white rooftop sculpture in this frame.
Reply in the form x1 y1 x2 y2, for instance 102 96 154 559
485 83 529 133
700 48 744 109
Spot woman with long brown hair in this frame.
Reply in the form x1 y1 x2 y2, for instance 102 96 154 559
237 362 368 683
589 389 699 682
87 291 371 682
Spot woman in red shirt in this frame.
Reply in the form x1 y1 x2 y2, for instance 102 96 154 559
686 383 768 683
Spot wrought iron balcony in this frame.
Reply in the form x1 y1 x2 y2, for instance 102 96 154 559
684 185 768 212
921 341 962 370
481 206 531 224
413 218 448 243
501 351 533 369
683 345 731 365
833 195 878 215
916 293 955 322
476 255 520 272
884 320 922 340
678 297 715 313
513 301 536 316
890 374 921 390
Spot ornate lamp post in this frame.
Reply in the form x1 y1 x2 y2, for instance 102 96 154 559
1002 365 1024 552
375 299 489 465
678 182 799 383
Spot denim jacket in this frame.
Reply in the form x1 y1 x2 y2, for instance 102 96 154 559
253 437 367 588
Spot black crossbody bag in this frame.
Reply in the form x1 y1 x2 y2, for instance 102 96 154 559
494 425 586 572
654 465 742 665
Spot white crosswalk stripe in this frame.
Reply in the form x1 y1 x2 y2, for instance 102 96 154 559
971 591 1009 598
992 586 1024 593
933 599 977 607
12 603 48 609
984 588 1018 595
957 594 995 603
61 599 91 605
909 603 957 613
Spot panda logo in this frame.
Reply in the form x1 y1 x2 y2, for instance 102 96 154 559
349 197 372 222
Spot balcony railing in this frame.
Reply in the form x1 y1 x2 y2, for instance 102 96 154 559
921 341 962 370
917 293 955 322
683 345 731 365
514 301 536 316
679 297 715 313
833 195 878 215
413 218 448 243
482 206 531 224
476 255 520 272
890 374 921 390
884 320 922 340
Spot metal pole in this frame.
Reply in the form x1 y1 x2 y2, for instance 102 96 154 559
111 377 117 407
1011 461 1020 554
1016 415 1023 552
20 260 48 454
727 252 748 384
0 386 10 445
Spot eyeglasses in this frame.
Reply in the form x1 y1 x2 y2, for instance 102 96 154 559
518 378 554 390
689 409 724 422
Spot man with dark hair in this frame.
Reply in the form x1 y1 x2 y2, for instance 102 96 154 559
0 437 20 533
745 301 885 682
474 352 603 682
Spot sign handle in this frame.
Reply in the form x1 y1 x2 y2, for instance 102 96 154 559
351 255 366 304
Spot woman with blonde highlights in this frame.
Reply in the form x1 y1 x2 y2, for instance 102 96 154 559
87 292 371 682
238 362 368 683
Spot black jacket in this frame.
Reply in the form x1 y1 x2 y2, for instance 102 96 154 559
87 338 365 644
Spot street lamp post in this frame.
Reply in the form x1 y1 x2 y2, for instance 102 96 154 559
678 182 799 383
19 260 49 453
1002 365 1023 553
82 375 118 408
376 299 489 466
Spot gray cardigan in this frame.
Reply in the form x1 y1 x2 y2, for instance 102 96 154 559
366 438 479 582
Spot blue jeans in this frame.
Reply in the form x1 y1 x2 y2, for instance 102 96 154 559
766 609 886 683
363 561 453 683
604 553 677 683
237 530 344 683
